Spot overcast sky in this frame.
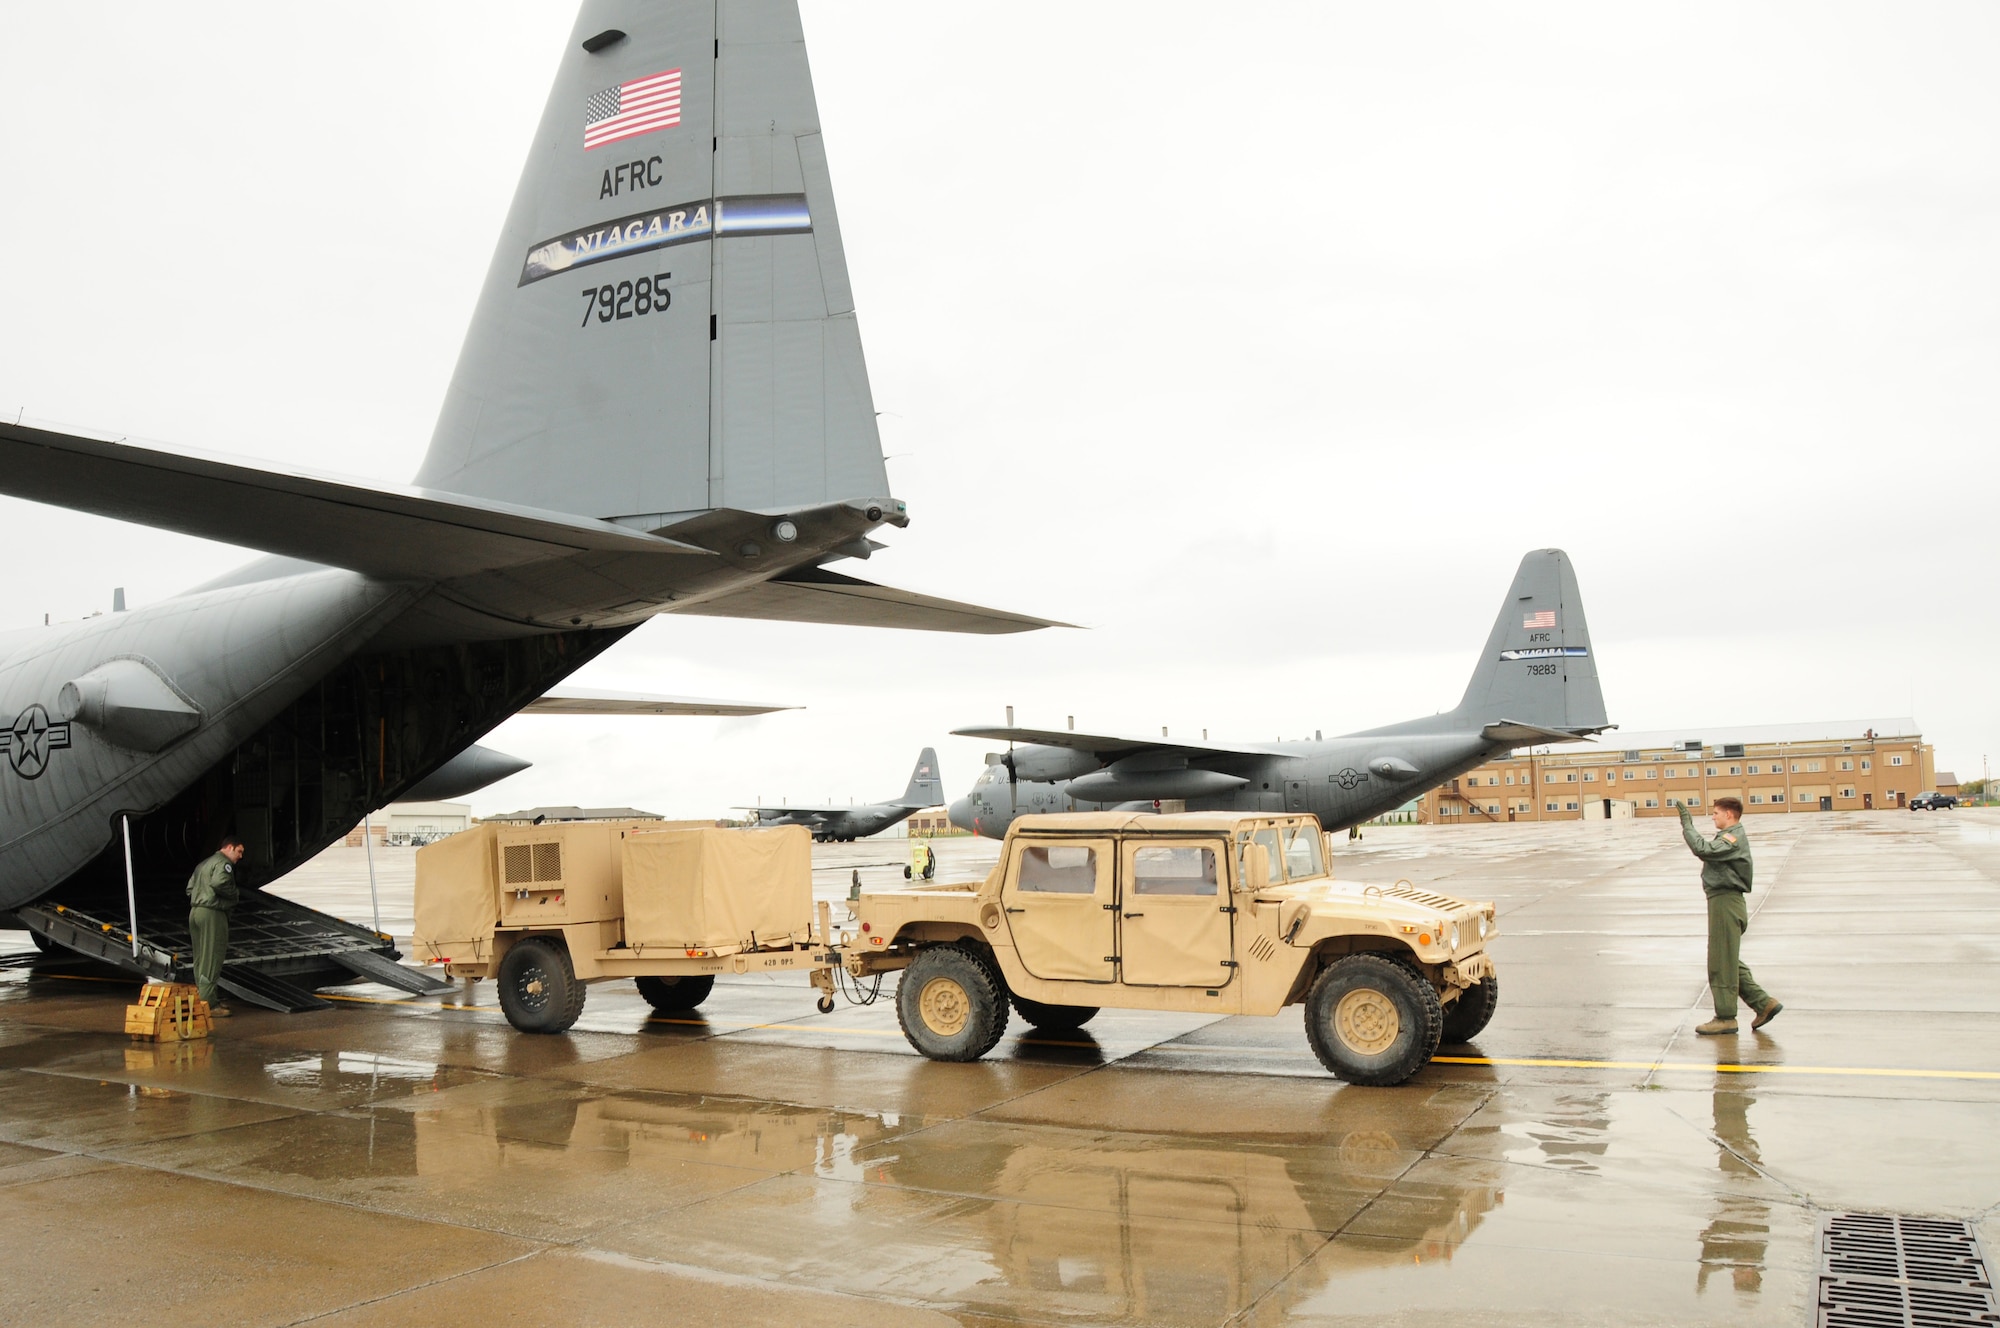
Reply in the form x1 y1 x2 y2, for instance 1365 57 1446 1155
1 2 1995 818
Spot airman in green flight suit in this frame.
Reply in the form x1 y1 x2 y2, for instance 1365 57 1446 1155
1680 798 1782 1036
186 835 246 1017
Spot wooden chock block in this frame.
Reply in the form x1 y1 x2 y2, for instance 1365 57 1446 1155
124 982 213 1042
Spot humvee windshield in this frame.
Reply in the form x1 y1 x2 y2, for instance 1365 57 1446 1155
1282 823 1325 879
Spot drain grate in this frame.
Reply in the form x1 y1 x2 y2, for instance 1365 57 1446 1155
1819 1212 1999 1327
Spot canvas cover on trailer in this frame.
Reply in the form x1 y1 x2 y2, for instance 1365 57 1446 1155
413 822 501 963
623 826 812 954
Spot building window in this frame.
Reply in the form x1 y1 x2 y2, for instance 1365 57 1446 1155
1729 765 1740 775
1546 801 1559 812
1891 755 1905 766
1666 769 1676 778
1839 787 1855 798
1487 804 1499 815
1687 767 1698 778
1546 773 1557 784
1605 771 1617 781
1861 759 1871 771
1807 760 1823 773
1583 772 1596 782
1644 797 1659 808
1791 764 1801 774
1706 766 1718 777
1647 769 1658 779
1750 795 1764 804
1838 759 1852 771
1748 764 1761 774
1565 802 1579 811
1565 773 1577 783
1796 791 1811 802
1504 773 1514 785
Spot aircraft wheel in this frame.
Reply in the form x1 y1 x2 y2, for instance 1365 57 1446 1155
1439 971 1499 1044
817 994 836 1014
1009 994 1098 1031
896 944 1008 1062
497 936 586 1034
636 974 714 1013
1304 953 1442 1086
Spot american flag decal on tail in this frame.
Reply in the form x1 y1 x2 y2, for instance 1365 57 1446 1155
585 69 682 150
1523 609 1556 630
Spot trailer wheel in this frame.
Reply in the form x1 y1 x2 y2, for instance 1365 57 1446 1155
1009 994 1098 1031
636 974 715 1014
896 944 1009 1062
1440 972 1499 1044
497 936 586 1034
1303 953 1442 1086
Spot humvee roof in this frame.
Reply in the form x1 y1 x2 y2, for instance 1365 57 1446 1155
988 812 1314 836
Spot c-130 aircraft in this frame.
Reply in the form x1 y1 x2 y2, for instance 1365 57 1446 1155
0 1 1056 1007
950 549 1610 838
743 748 944 842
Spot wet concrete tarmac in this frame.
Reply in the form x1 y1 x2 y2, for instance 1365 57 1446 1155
3 811 1996 1325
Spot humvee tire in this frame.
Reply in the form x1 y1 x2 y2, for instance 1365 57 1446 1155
1439 973 1499 1044
1303 953 1443 1086
497 936 587 1034
636 974 715 1014
1009 994 1098 1031
896 944 1009 1062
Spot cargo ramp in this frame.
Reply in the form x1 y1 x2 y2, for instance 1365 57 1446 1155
13 886 449 1012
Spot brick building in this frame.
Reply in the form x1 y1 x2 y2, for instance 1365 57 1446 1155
1420 718 1935 825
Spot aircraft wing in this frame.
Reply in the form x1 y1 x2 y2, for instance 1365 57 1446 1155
0 419 711 580
672 566 1073 635
523 687 797 717
951 725 1287 759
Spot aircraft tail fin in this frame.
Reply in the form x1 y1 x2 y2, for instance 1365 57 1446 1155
898 748 944 808
416 0 888 528
1451 549 1609 737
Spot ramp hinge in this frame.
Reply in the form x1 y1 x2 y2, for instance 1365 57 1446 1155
1220 959 1239 967
1219 905 1237 914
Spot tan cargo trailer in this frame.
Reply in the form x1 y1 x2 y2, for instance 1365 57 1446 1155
414 820 835 1032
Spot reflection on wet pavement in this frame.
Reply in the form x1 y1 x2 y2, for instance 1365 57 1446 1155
0 812 1995 1324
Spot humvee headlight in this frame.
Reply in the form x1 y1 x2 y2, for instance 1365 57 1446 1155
1448 922 1460 951
1477 913 1489 941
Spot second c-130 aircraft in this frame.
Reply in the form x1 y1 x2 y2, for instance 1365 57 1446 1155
951 549 1610 838
744 748 944 842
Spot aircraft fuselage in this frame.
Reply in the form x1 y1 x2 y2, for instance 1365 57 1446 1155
949 731 1502 839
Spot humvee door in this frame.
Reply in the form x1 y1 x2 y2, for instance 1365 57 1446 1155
1002 839 1116 983
1119 840 1234 988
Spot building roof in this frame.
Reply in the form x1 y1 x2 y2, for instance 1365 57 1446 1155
1556 718 1921 755
482 805 663 823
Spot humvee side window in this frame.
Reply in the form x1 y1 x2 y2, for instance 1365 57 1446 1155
1017 845 1098 893
1132 847 1218 896
1283 824 1324 879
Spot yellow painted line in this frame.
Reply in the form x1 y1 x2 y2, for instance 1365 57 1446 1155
297 996 2000 1084
1432 1055 2000 1082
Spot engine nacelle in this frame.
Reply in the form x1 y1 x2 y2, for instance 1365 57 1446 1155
1066 766 1248 803
1004 744 1101 783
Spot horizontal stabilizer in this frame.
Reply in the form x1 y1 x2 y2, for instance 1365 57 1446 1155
0 419 709 580
676 567 1071 635
1481 720 1609 745
524 687 797 717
